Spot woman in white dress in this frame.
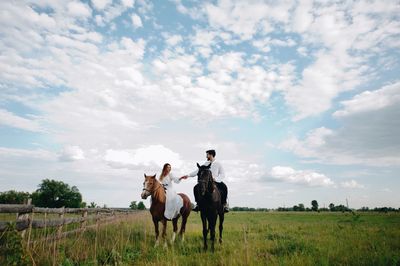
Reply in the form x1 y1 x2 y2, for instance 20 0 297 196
159 163 185 220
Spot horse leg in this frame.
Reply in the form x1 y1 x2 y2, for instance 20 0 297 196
201 212 208 251
171 217 178 244
219 213 224 244
208 215 217 252
161 219 168 248
153 218 160 247
179 214 188 243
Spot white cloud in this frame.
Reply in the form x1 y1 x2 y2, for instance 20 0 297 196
292 0 313 33
205 1 264 40
59 146 85 162
281 82 400 166
121 0 135 8
208 52 244 73
104 145 183 170
269 166 334 187
67 2 92 18
280 127 334 158
0 109 43 133
173 0 203 20
204 0 291 40
95 15 104 26
334 82 400 117
284 51 365 120
297 46 308 56
165 34 183 46
190 29 217 58
282 1 400 120
131 13 143 28
0 147 54 160
91 0 112 10
252 37 296 53
340 180 364 189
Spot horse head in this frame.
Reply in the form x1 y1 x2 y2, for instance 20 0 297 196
197 163 213 196
141 173 157 199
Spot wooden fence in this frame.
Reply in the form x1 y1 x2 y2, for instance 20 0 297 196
0 204 141 242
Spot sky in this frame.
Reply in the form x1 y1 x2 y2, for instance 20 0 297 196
1 0 399 209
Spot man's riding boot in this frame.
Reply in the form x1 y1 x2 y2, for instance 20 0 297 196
223 203 229 213
192 204 200 212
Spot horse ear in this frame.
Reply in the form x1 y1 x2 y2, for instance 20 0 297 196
144 173 146 177
152 174 156 178
207 163 212 169
197 163 201 168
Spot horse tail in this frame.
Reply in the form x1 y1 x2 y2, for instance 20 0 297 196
178 193 191 217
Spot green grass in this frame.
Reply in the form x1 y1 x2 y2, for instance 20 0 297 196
1 211 400 265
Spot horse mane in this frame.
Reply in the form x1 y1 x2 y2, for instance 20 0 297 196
199 168 216 194
152 179 166 203
206 170 215 193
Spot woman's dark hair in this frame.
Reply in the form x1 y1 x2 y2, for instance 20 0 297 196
159 163 171 181
206 150 216 157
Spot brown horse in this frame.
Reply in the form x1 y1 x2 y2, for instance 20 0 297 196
141 174 191 246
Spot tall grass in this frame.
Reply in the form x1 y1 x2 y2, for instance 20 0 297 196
1 211 399 265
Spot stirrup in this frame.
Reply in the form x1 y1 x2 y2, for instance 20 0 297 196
223 203 229 213
192 205 200 212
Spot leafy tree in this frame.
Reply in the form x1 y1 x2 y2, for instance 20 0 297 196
311 200 319 211
329 203 335 211
137 201 146 210
0 190 30 204
88 202 97 208
129 201 138 210
298 203 305 211
31 179 82 208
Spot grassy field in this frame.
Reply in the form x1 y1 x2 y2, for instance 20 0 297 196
1 211 400 265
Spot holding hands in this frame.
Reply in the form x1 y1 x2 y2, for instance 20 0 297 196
179 175 188 180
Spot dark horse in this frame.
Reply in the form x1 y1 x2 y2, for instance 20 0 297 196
141 174 191 246
196 163 225 251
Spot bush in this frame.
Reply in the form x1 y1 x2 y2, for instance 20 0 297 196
0 190 30 204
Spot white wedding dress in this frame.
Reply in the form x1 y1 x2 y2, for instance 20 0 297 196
160 173 183 220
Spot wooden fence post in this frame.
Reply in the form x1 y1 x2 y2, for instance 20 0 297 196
80 209 88 231
94 210 99 259
57 207 65 239
17 199 32 239
27 206 34 249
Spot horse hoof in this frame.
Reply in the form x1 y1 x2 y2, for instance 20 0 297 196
219 238 223 244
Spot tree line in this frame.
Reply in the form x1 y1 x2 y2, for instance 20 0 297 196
232 200 399 213
0 179 145 210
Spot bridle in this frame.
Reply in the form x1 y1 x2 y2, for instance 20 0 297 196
198 168 213 192
142 179 162 194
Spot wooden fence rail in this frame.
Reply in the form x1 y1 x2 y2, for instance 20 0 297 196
0 204 140 233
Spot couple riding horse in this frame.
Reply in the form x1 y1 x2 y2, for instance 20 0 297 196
141 149 228 251
182 149 229 214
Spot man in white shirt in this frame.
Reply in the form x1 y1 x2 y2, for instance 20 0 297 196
181 150 229 213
